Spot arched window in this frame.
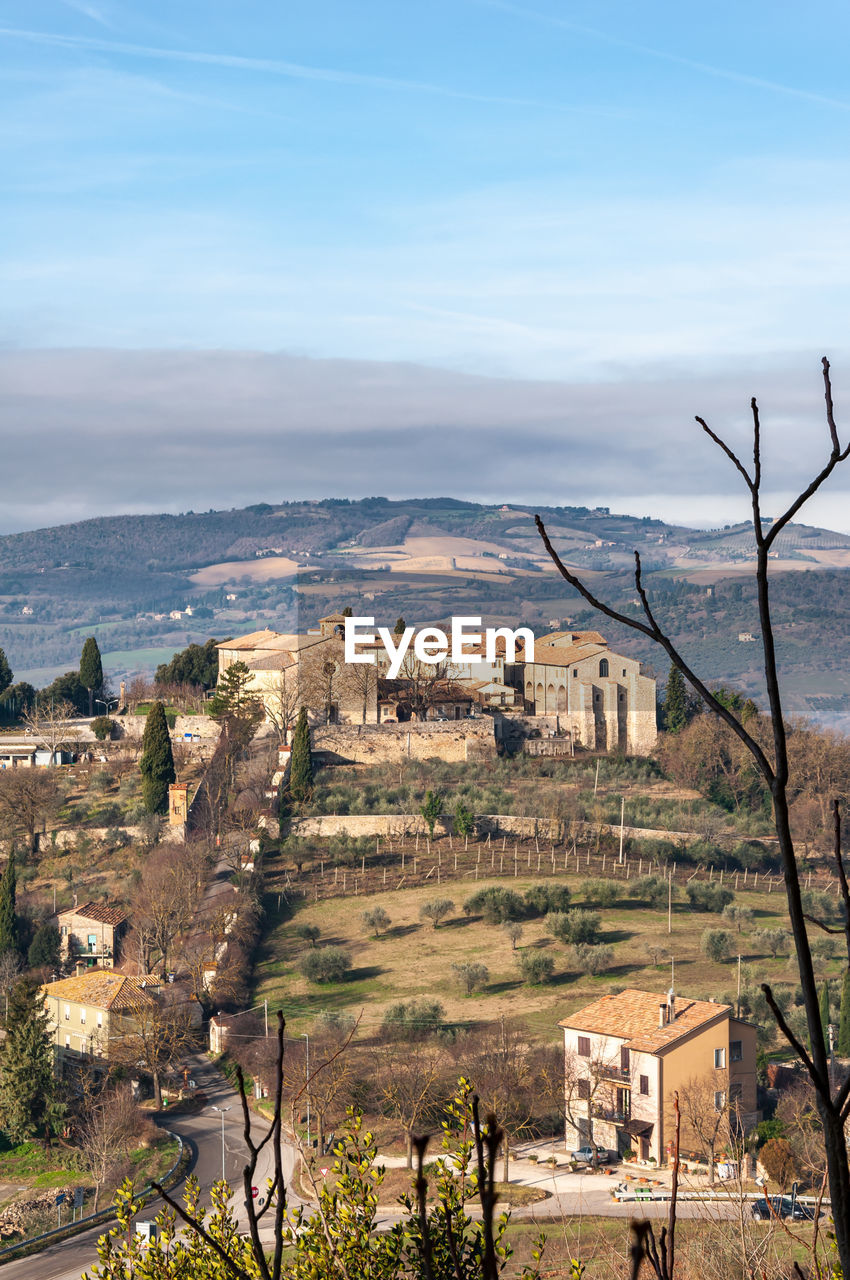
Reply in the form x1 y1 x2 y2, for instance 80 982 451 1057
599 658 609 678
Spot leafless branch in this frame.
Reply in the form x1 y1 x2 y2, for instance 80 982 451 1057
762 983 823 1090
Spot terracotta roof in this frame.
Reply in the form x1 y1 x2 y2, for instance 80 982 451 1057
522 642 607 668
537 630 607 647
559 989 731 1054
43 972 160 1011
58 901 128 927
217 630 280 651
245 651 296 672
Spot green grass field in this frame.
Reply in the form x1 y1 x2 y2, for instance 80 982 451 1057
253 872 809 1044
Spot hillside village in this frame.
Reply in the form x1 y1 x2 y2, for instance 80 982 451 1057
0 619 843 1272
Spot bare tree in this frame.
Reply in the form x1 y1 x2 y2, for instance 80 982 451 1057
263 669 300 743
536 359 850 1274
0 770 63 855
678 1073 730 1186
375 1040 446 1169
76 1082 140 1210
128 844 202 973
23 698 79 762
110 989 197 1109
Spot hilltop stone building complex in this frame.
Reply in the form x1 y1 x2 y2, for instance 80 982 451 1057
218 618 656 755
507 629 656 755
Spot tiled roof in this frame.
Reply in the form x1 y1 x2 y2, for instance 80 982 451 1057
537 630 607 647
217 630 280 651
245 651 296 672
43 972 160 1011
559 989 730 1054
58 901 128 927
522 642 607 668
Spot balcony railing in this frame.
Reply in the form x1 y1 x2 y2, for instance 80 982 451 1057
591 1104 631 1124
599 1065 631 1084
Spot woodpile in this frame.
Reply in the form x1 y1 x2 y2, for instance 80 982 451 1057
0 1187 77 1239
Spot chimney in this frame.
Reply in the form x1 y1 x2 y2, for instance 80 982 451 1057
658 1003 666 1028
667 989 676 1022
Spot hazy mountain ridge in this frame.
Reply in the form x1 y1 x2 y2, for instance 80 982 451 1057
2 497 850 730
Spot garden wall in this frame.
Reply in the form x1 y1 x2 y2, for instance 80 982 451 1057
311 721 495 765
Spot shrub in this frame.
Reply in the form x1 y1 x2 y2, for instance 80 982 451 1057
382 999 446 1041
453 799 475 839
361 907 391 938
90 716 115 741
571 942 614 975
759 1137 798 1187
548 909 601 946
517 951 555 985
419 899 454 929
504 922 524 950
722 904 753 933
628 875 670 909
755 928 787 959
296 923 321 948
451 961 489 995
701 929 733 963
463 887 526 924
686 883 734 912
299 946 352 984
580 879 619 907
523 884 571 917
28 923 61 969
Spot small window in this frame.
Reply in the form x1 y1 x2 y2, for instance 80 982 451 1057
87 933 97 953
60 925 68 937
620 1046 630 1071
572 670 578 678
599 659 609 677
622 668 626 677
714 1048 726 1069
714 1091 725 1111
639 1075 649 1096
64 1003 70 1021
577 1036 591 1057
730 1040 742 1062
97 1011 103 1028
80 1008 86 1025
65 1034 71 1048
619 693 624 701
578 1079 590 1100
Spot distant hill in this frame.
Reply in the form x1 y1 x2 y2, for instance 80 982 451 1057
3 497 850 732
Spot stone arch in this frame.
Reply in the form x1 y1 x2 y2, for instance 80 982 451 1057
546 682 556 711
599 658 609 678
557 684 567 712
535 682 544 711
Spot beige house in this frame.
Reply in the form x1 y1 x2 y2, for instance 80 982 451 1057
217 615 379 728
42 971 161 1067
507 630 657 755
560 988 758 1165
57 901 128 970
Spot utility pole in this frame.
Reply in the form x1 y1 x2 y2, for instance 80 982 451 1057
264 998 268 1038
594 759 600 796
618 796 625 864
737 954 742 1017
667 868 673 934
302 1032 311 1150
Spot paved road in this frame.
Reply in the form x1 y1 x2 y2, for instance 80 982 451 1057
0 1054 278 1280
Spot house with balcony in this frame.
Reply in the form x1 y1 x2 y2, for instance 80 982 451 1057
57 901 128 970
560 988 759 1166
42 971 161 1068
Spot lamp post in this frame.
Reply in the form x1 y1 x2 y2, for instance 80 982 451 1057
211 1105 231 1183
94 697 119 718
302 1033 311 1150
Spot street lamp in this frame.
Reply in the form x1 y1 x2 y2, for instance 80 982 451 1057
95 697 119 718
301 1033 311 1150
211 1105 231 1183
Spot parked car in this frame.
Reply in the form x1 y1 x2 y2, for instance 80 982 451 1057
570 1144 611 1165
751 1196 817 1221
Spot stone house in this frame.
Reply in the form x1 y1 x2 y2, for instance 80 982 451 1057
57 901 128 970
507 630 657 755
560 988 759 1165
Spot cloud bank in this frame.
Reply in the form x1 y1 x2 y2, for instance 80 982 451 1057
2 347 849 534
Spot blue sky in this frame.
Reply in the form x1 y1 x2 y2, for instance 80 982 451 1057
3 2 850 526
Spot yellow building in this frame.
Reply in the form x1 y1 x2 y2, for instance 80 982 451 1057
559 988 759 1165
43 971 162 1067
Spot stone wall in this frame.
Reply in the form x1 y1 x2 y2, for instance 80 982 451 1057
311 720 495 765
291 812 563 839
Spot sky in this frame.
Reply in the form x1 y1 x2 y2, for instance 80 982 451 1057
3 2 850 531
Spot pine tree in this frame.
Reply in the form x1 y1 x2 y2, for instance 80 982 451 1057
820 980 832 1041
79 636 104 716
0 852 18 958
288 708 313 804
208 660 262 721
0 978 61 1142
663 664 688 734
341 606 353 618
139 701 176 814
0 649 12 698
838 970 850 1057
394 617 406 636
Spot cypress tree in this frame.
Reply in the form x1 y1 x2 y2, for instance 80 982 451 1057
394 617 406 636
0 978 61 1142
289 707 313 804
663 664 688 734
0 852 18 958
140 700 176 814
0 649 12 698
820 980 832 1042
838 970 850 1057
79 636 104 716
